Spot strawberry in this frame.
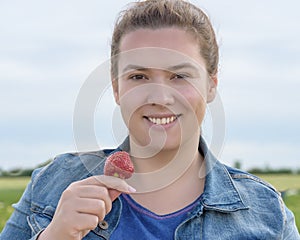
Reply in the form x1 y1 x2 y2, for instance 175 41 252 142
104 151 134 179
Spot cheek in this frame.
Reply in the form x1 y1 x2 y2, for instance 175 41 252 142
118 85 148 126
180 85 206 107
181 88 207 123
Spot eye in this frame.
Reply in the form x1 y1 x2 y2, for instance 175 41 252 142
129 74 148 80
171 73 189 80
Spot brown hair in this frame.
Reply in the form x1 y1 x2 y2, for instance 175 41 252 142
111 0 219 79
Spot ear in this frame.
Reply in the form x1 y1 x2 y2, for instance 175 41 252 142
207 74 218 103
112 78 120 105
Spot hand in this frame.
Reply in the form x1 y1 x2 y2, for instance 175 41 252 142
38 175 136 240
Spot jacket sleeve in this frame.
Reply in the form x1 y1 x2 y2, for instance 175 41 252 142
0 170 44 240
282 205 300 239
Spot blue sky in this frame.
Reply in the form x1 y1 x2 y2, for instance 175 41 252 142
0 0 299 171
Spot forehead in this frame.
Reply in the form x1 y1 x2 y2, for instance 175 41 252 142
118 27 207 74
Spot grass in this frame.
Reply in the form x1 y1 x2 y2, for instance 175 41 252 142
0 177 30 231
258 174 300 231
0 175 299 232
256 174 300 191
284 193 300 231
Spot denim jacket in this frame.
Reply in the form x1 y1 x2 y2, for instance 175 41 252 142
1 137 299 239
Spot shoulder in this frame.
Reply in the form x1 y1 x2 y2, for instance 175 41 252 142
224 165 280 197
32 150 102 182
30 148 115 206
224 165 280 195
224 165 286 217
222 165 298 235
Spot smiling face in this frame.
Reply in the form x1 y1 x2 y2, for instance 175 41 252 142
112 28 217 154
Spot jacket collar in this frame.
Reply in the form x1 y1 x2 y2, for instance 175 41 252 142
118 136 248 213
198 136 248 212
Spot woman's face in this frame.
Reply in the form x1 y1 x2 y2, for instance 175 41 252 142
113 27 217 153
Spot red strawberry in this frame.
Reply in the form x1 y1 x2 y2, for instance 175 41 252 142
104 151 134 179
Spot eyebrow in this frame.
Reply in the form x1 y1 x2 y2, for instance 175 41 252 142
122 64 147 73
168 63 199 72
121 62 200 74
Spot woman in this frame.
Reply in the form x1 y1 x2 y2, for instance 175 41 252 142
1 0 299 239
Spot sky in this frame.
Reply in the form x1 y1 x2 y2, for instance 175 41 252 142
0 0 299 171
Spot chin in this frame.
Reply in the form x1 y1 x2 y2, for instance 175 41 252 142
152 138 182 152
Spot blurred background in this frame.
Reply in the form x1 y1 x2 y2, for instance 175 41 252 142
0 0 299 172
0 0 299 232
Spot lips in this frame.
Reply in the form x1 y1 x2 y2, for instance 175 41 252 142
144 114 181 125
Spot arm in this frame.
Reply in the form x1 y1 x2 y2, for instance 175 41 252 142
282 205 300 239
0 180 40 240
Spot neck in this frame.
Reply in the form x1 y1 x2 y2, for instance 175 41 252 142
127 132 202 193
127 136 205 215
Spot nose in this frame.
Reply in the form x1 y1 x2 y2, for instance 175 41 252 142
146 83 175 106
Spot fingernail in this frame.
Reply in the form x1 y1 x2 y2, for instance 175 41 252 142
128 185 136 193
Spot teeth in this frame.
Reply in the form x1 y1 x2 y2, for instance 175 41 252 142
148 116 178 125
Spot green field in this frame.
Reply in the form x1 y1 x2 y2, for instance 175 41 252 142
256 174 300 192
0 175 299 232
0 177 30 231
257 174 300 232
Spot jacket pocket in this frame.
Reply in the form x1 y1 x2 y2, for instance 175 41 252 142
27 204 55 235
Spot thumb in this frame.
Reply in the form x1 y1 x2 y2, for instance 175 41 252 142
108 189 122 201
108 184 136 201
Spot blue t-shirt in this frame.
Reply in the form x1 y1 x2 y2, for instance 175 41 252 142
110 194 200 239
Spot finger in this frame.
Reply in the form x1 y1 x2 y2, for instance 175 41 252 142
76 185 110 198
76 185 112 213
108 189 122 202
77 199 107 222
73 213 99 232
81 175 136 194
76 185 122 207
